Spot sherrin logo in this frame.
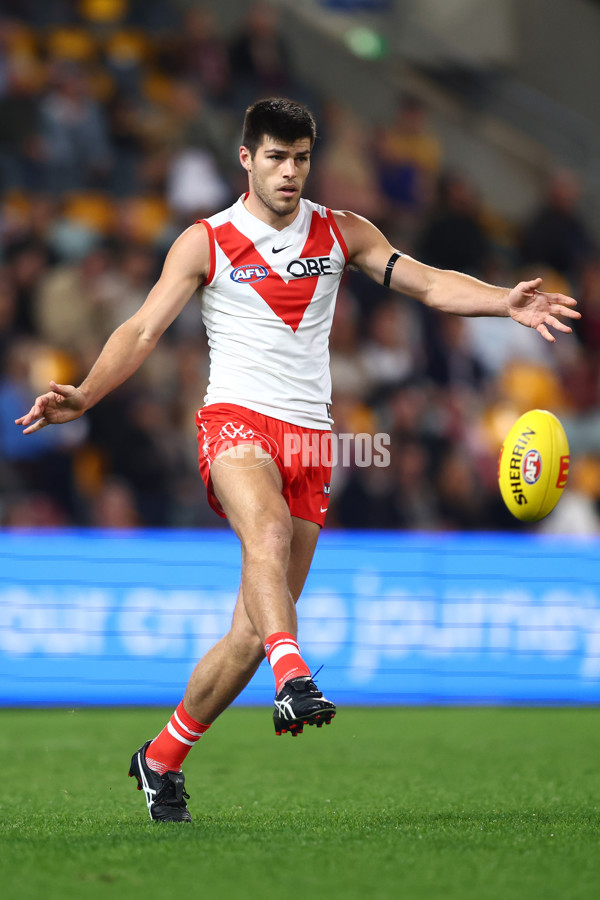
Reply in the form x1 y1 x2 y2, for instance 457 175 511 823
522 449 542 485
230 264 269 283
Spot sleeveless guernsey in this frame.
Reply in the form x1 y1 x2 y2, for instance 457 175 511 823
200 195 349 429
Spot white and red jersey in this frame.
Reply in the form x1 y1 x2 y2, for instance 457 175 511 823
199 195 349 429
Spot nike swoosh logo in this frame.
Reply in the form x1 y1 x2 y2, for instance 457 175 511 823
320 506 329 513
272 245 292 253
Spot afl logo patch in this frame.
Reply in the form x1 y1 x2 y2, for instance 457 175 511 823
230 265 269 284
523 449 542 485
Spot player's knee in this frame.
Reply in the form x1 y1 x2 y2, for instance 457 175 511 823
242 515 293 564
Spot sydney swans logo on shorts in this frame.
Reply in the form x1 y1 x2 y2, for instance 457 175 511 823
230 264 269 284
203 420 279 469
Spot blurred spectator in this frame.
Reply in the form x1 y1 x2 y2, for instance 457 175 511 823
561 256 600 418
313 101 385 223
435 446 494 531
329 285 372 401
86 392 180 525
33 243 117 348
374 95 442 234
0 51 43 193
379 381 435 442
0 336 86 518
17 193 58 248
360 298 424 400
106 90 146 195
520 169 596 281
165 83 231 219
103 27 148 97
0 273 18 368
230 1 294 107
89 477 141 529
574 256 600 352
389 439 440 529
3 236 53 336
169 79 233 160
171 5 233 107
97 243 156 328
423 313 487 391
416 172 489 276
39 62 112 194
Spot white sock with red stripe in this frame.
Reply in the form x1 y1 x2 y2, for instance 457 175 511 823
265 631 311 694
145 701 210 774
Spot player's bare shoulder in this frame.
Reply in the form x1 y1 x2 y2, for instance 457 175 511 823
330 209 392 268
162 221 212 286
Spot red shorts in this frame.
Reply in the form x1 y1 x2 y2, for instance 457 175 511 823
196 403 332 527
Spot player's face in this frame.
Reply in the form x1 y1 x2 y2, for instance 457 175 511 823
240 136 311 225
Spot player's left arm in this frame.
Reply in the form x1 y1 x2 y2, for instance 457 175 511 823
333 210 581 343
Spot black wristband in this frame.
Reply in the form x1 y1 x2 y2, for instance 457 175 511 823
383 252 401 288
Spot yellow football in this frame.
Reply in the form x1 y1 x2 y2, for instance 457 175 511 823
498 409 570 522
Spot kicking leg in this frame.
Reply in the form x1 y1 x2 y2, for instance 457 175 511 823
182 513 322 723
210 443 298 640
209 447 333 711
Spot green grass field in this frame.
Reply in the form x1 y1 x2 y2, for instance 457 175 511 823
3 707 599 900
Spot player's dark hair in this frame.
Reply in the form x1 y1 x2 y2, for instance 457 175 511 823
242 98 317 156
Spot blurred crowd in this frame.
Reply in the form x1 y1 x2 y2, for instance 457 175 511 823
1 0 600 532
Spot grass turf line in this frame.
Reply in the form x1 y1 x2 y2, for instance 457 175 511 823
2 707 599 900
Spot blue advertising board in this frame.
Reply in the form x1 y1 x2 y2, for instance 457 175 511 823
0 530 599 706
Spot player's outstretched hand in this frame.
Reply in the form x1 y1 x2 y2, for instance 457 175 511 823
15 381 87 434
507 277 581 342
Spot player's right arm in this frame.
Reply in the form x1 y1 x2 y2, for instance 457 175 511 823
16 223 210 434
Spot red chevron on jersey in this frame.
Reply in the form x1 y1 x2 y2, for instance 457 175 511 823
214 211 335 332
